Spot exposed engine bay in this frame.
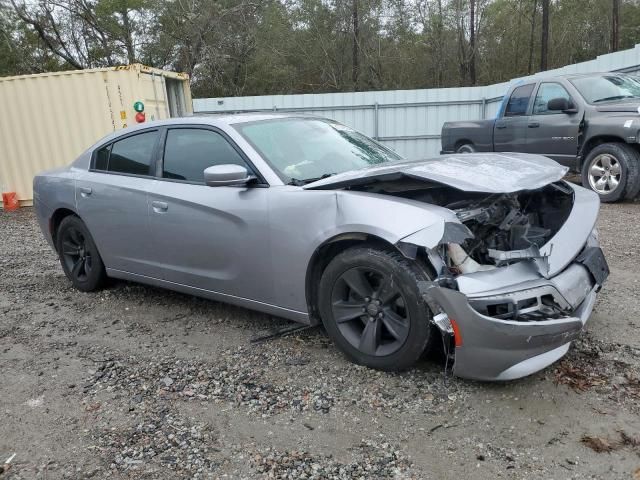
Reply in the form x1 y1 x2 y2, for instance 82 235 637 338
351 179 575 273
443 182 574 272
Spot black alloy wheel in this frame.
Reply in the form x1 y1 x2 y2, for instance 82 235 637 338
318 246 434 371
61 226 93 282
56 215 106 291
331 266 410 357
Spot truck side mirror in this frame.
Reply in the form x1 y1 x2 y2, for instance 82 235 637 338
547 97 577 114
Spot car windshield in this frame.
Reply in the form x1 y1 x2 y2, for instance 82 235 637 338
234 118 402 184
570 74 640 104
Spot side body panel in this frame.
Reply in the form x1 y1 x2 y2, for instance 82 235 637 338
440 120 496 153
493 116 529 152
75 170 156 277
525 112 581 167
146 181 272 304
267 187 455 313
580 104 640 164
33 167 79 249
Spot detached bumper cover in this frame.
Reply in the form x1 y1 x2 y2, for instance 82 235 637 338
422 247 608 381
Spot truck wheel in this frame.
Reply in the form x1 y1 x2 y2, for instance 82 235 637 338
581 143 640 202
456 143 476 154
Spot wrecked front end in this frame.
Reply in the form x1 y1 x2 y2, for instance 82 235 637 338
409 182 608 381
308 154 610 380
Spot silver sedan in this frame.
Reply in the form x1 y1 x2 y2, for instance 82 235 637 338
33 114 609 380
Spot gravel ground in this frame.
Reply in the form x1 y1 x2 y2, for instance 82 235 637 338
1 201 639 479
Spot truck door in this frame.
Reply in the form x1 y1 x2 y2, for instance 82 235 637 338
526 82 581 168
494 83 535 152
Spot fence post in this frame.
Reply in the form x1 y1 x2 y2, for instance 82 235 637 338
481 97 487 119
374 102 379 140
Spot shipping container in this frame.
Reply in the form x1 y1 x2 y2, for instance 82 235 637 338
0 64 192 205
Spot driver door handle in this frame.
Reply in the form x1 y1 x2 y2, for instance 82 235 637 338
79 187 92 196
528 121 540 128
495 121 507 129
152 201 168 213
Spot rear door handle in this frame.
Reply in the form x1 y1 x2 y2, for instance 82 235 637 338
79 187 92 197
495 122 507 129
152 201 168 213
528 122 540 128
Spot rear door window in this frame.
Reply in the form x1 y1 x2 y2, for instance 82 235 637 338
504 84 535 116
162 128 247 183
104 131 159 176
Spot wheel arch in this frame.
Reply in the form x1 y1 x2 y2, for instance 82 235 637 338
50 207 80 251
454 139 474 150
580 135 636 163
304 233 435 325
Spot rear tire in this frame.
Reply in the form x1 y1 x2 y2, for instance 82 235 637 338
581 143 640 202
456 143 476 154
56 216 106 292
318 246 433 371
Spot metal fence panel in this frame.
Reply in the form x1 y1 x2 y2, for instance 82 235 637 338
194 44 640 159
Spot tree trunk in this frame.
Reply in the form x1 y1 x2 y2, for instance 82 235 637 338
120 8 136 64
352 0 359 91
528 0 538 74
456 0 467 85
611 0 620 52
469 0 476 85
540 0 549 71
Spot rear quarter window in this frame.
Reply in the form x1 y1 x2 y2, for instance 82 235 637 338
94 145 110 170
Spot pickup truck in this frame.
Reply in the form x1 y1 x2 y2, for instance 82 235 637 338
441 72 640 202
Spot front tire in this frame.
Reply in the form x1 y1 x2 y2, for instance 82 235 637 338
581 143 640 202
318 246 433 371
56 216 106 292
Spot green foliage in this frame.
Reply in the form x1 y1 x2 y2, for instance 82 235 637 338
1 0 638 96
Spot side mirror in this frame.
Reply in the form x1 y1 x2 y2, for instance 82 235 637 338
204 164 255 187
547 97 577 114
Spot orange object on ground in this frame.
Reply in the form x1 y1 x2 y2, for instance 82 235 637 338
2 192 19 211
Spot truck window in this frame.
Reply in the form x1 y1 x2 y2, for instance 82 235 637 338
533 83 572 114
504 84 534 117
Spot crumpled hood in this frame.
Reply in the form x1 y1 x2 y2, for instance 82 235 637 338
304 153 568 193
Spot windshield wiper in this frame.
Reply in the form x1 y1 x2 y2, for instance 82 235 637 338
287 173 336 186
593 95 637 103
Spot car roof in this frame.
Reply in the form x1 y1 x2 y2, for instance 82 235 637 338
130 112 315 130
91 112 317 146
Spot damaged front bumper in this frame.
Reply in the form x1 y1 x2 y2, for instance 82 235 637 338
422 243 608 381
